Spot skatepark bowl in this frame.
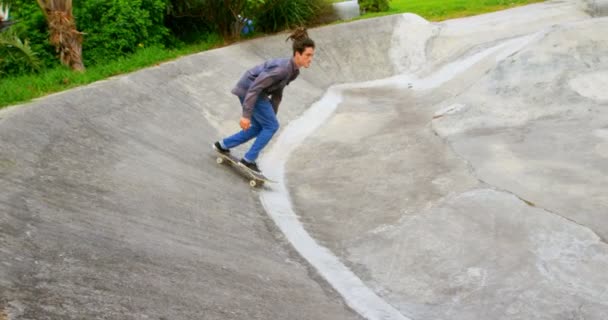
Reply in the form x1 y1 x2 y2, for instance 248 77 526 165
1 0 608 319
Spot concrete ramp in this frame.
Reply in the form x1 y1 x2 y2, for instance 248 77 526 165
1 0 607 319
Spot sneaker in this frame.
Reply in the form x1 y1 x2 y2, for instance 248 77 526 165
213 141 230 154
239 159 261 174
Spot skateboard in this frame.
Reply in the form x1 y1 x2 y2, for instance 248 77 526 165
215 152 275 187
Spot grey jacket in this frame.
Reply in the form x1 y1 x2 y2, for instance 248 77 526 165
231 58 299 118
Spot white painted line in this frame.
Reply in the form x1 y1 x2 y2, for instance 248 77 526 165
259 88 411 320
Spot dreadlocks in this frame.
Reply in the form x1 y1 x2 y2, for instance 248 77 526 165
286 27 315 56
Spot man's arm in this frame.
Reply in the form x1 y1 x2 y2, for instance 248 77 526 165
242 67 286 118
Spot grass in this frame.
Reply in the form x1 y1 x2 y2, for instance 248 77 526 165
0 35 224 108
0 0 544 109
357 0 545 21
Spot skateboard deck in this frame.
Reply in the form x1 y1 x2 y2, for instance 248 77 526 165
215 152 275 187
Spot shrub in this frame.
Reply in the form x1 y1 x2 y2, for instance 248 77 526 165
255 0 330 33
359 0 390 13
2 0 172 72
73 0 171 65
1 0 58 75
167 0 265 39
0 30 41 75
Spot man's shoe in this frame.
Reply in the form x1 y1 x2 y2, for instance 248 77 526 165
213 141 230 154
239 159 261 174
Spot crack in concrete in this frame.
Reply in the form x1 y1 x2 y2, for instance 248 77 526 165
430 123 608 247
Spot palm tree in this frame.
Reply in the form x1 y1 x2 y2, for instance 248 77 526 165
36 0 85 71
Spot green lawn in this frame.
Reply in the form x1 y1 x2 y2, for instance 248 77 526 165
0 36 223 109
0 0 544 109
357 0 545 21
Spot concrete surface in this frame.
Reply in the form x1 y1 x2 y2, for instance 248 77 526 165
1 0 607 319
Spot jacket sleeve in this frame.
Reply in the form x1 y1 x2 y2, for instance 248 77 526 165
242 67 287 118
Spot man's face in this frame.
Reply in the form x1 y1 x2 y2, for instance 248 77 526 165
295 47 315 68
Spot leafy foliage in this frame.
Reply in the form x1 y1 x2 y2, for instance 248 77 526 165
1 0 330 75
255 0 330 32
359 0 390 13
74 0 170 65
1 0 58 74
167 0 265 38
0 29 41 75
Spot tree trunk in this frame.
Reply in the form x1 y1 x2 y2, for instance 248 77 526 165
37 0 85 72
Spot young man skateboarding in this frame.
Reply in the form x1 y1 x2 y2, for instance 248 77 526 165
213 28 315 174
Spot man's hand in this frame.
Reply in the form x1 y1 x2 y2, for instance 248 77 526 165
240 117 251 130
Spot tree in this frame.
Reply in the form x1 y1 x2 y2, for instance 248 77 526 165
36 0 84 71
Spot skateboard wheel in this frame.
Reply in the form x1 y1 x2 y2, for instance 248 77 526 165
249 180 257 187
216 157 224 164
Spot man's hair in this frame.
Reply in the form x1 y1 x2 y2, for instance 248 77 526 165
286 27 315 55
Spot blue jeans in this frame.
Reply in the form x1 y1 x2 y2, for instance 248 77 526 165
221 96 279 163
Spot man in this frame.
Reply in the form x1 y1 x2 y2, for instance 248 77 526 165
214 28 315 174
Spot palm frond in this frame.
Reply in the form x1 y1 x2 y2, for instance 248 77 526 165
0 32 41 70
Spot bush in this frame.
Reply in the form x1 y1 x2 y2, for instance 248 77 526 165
167 0 262 39
165 14 215 44
359 0 390 13
2 0 173 73
74 0 171 65
255 0 330 33
1 0 58 75
0 30 41 75
1 0 334 76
